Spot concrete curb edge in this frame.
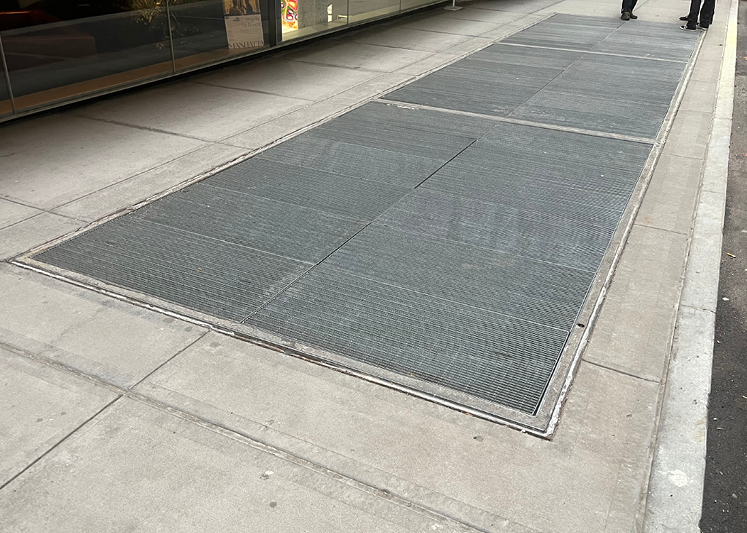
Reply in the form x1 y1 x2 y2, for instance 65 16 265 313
642 0 737 531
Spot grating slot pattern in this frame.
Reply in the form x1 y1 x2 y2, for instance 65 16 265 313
207 159 411 221
501 21 618 50
248 265 569 414
135 184 366 263
322 224 594 331
31 15 699 426
333 101 499 136
377 188 616 272
308 120 477 160
256 135 446 188
36 217 311 322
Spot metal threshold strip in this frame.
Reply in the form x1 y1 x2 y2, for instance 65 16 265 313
13 14 703 436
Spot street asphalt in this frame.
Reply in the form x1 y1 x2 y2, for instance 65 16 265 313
700 0 747 530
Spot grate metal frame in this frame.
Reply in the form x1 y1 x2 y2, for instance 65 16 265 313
11 15 705 436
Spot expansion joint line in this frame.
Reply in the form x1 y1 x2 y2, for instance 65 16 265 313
0 393 120 493
498 42 687 64
376 99 656 145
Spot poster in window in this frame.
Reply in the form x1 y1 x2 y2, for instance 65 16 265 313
223 0 264 49
281 0 298 31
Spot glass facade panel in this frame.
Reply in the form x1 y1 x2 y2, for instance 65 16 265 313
0 36 11 115
348 0 399 24
171 0 268 70
281 0 347 41
0 0 440 119
0 1 173 110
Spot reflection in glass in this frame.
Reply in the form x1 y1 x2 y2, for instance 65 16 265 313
0 0 444 118
348 0 399 24
171 0 268 70
281 0 347 41
0 0 173 110
0 36 11 115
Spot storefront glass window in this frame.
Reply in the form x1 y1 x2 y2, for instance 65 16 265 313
0 0 440 119
171 0 268 70
0 36 11 115
0 0 173 111
348 0 399 24
281 0 347 41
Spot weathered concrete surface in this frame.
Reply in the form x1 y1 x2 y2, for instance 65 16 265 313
0 398 476 533
0 264 207 389
136 332 660 533
0 347 118 486
0 213 82 261
0 115 205 209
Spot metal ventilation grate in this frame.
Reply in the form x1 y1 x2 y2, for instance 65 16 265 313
30 14 699 431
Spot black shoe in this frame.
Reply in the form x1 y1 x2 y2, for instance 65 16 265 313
621 11 631 20
679 16 688 21
699 23 709 29
680 24 697 30
629 13 638 19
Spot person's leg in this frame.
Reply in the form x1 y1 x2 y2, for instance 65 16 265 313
686 0 701 28
699 0 715 26
621 0 634 13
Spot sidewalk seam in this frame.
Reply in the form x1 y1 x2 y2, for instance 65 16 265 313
0 395 121 493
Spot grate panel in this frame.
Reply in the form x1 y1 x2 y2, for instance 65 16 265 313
248 265 569 414
35 217 310 322
306 120 476 160
207 158 411 221
377 188 616 272
30 15 697 428
502 21 617 50
323 224 594 331
134 183 366 263
335 101 499 136
256 135 445 188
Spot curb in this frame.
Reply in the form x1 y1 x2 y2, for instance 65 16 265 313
642 0 737 531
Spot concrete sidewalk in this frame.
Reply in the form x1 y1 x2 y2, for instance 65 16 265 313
0 0 733 532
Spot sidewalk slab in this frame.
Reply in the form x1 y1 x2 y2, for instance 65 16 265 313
72 82 311 142
0 200 40 230
282 41 433 72
0 398 477 533
0 115 205 210
0 347 117 486
0 213 82 261
0 264 207 389
136 332 659 533
51 143 249 223
193 59 381 101
583 224 688 382
636 153 703 235
352 26 472 51
660 109 712 160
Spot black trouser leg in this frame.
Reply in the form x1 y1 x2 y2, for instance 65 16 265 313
687 0 702 26
700 0 715 25
621 0 637 13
